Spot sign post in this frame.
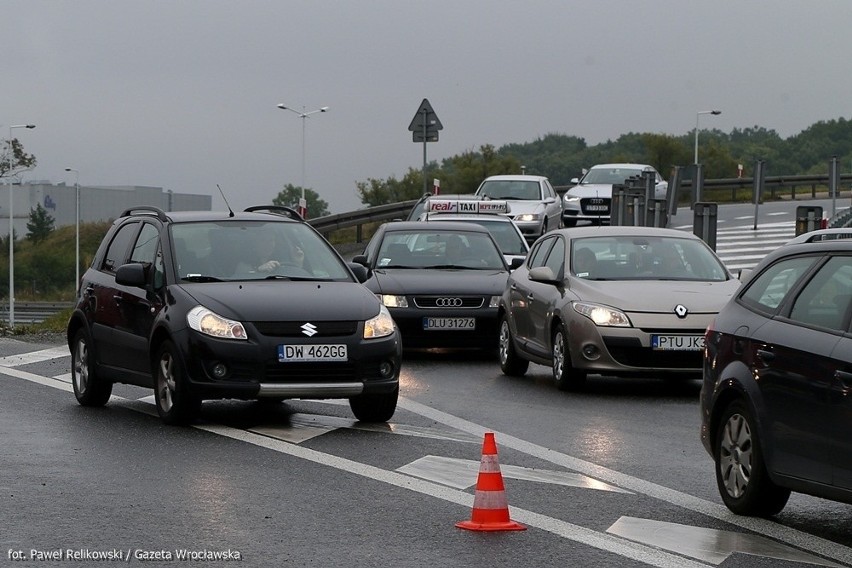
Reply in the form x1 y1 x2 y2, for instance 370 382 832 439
408 99 443 194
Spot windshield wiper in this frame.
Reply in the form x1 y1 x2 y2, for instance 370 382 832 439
182 275 224 282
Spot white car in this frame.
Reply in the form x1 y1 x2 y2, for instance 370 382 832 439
474 174 563 241
562 163 668 227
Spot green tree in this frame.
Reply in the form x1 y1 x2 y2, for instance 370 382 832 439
272 184 330 218
26 204 55 243
355 168 426 207
0 138 37 180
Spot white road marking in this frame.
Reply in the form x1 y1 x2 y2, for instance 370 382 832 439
0 346 69 367
398 455 631 493
608 517 843 567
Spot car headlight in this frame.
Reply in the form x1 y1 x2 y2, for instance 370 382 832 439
563 195 580 203
572 302 631 327
378 294 408 308
364 305 396 339
187 306 248 340
489 296 501 308
515 213 541 222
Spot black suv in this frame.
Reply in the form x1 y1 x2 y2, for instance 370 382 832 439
67 205 402 425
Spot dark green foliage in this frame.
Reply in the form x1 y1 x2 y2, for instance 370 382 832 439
272 184 331 218
26 204 55 243
356 117 852 206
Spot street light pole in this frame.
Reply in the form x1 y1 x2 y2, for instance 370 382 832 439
694 110 721 164
7 123 36 327
276 103 329 217
65 168 80 294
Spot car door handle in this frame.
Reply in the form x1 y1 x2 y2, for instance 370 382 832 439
835 370 852 388
756 348 775 362
113 295 123 304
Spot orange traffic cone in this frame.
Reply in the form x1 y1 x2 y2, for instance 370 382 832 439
456 432 526 532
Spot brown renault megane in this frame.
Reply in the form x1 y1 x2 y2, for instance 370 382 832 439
498 226 739 390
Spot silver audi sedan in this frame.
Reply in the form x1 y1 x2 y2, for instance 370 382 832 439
498 226 740 390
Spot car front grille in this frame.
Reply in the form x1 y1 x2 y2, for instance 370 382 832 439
413 296 485 309
225 360 381 382
580 197 610 215
252 321 359 337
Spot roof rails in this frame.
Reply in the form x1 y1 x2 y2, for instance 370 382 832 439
120 206 169 222
244 205 304 221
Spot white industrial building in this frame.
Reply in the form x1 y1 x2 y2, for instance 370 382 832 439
0 182 212 239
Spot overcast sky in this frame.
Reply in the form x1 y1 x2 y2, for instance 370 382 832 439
3 1 850 214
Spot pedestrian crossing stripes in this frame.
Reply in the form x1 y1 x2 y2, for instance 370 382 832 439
712 220 795 273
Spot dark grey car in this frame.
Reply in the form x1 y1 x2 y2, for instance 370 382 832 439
701 239 852 516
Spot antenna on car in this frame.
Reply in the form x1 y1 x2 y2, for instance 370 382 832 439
217 184 235 217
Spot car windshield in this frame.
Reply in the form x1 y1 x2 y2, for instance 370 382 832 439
477 180 542 200
170 221 352 281
376 230 506 270
580 168 645 185
467 219 528 255
570 235 728 281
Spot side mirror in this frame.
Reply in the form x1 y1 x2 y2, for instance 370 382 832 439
351 254 369 267
509 257 524 270
348 262 370 283
115 263 147 288
528 266 558 284
570 177 580 184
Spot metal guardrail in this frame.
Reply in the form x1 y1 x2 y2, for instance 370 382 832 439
0 301 74 325
307 173 852 245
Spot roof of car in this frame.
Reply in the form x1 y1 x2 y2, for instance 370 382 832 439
554 225 704 240
119 205 305 224
382 220 493 234
481 174 549 182
785 228 852 245
587 163 656 170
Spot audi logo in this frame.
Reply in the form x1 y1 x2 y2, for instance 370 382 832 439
435 297 463 307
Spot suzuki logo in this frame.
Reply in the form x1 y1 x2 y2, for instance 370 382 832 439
436 297 463 307
674 305 688 319
301 323 318 337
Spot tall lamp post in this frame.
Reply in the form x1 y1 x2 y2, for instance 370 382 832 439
276 103 329 218
7 123 36 327
694 110 721 164
65 168 80 294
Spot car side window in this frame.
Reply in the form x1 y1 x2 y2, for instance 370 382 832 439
739 256 816 313
788 256 852 332
527 237 555 269
543 237 565 277
101 222 139 274
129 223 160 266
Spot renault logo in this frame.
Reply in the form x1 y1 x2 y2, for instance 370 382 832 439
674 304 688 318
301 323 318 337
436 297 463 307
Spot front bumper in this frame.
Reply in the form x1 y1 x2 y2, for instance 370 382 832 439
171 325 402 400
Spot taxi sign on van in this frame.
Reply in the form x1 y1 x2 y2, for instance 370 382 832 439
426 199 509 215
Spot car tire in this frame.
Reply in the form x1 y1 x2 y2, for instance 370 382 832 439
71 328 113 406
154 340 201 426
552 322 586 391
349 386 398 423
499 315 529 376
714 399 790 516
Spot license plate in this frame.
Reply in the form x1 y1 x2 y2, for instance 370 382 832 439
651 335 705 351
422 317 476 330
586 205 609 212
278 344 348 362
